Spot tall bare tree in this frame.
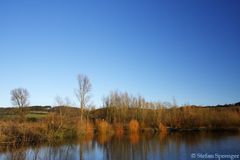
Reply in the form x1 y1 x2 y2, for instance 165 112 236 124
10 88 30 120
75 74 92 121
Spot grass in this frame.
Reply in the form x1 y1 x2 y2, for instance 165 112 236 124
27 113 47 118
0 111 48 121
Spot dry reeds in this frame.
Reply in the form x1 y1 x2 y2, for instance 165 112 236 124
0 121 48 145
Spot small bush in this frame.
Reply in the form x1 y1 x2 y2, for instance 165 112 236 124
96 120 112 134
129 119 139 133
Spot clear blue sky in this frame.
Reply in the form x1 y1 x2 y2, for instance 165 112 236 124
0 0 240 107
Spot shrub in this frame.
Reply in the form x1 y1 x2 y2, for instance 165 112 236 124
96 120 112 134
129 119 139 133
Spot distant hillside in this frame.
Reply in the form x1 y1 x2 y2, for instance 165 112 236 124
0 102 240 111
203 102 240 108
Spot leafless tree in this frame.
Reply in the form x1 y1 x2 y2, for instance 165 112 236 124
10 88 30 121
75 74 92 121
11 88 29 108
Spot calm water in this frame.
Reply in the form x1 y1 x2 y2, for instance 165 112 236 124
0 132 240 160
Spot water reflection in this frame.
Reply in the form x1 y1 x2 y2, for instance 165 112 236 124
0 132 240 160
129 133 139 144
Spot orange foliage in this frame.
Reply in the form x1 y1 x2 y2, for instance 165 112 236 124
96 120 112 134
129 119 139 133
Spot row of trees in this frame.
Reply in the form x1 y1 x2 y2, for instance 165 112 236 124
8 74 92 121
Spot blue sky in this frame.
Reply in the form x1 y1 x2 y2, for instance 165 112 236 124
0 0 240 107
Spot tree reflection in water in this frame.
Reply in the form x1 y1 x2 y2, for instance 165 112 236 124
0 132 240 160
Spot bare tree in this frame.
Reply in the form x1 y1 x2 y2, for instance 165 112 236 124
75 74 92 121
11 88 30 108
10 88 30 120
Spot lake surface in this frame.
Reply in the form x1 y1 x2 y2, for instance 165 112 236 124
0 132 240 160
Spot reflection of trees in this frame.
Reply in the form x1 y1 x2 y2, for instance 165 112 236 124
0 132 239 160
79 143 83 160
99 133 157 160
1 142 91 160
40 144 77 160
32 147 40 160
4 148 26 160
99 132 240 160
39 143 93 160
